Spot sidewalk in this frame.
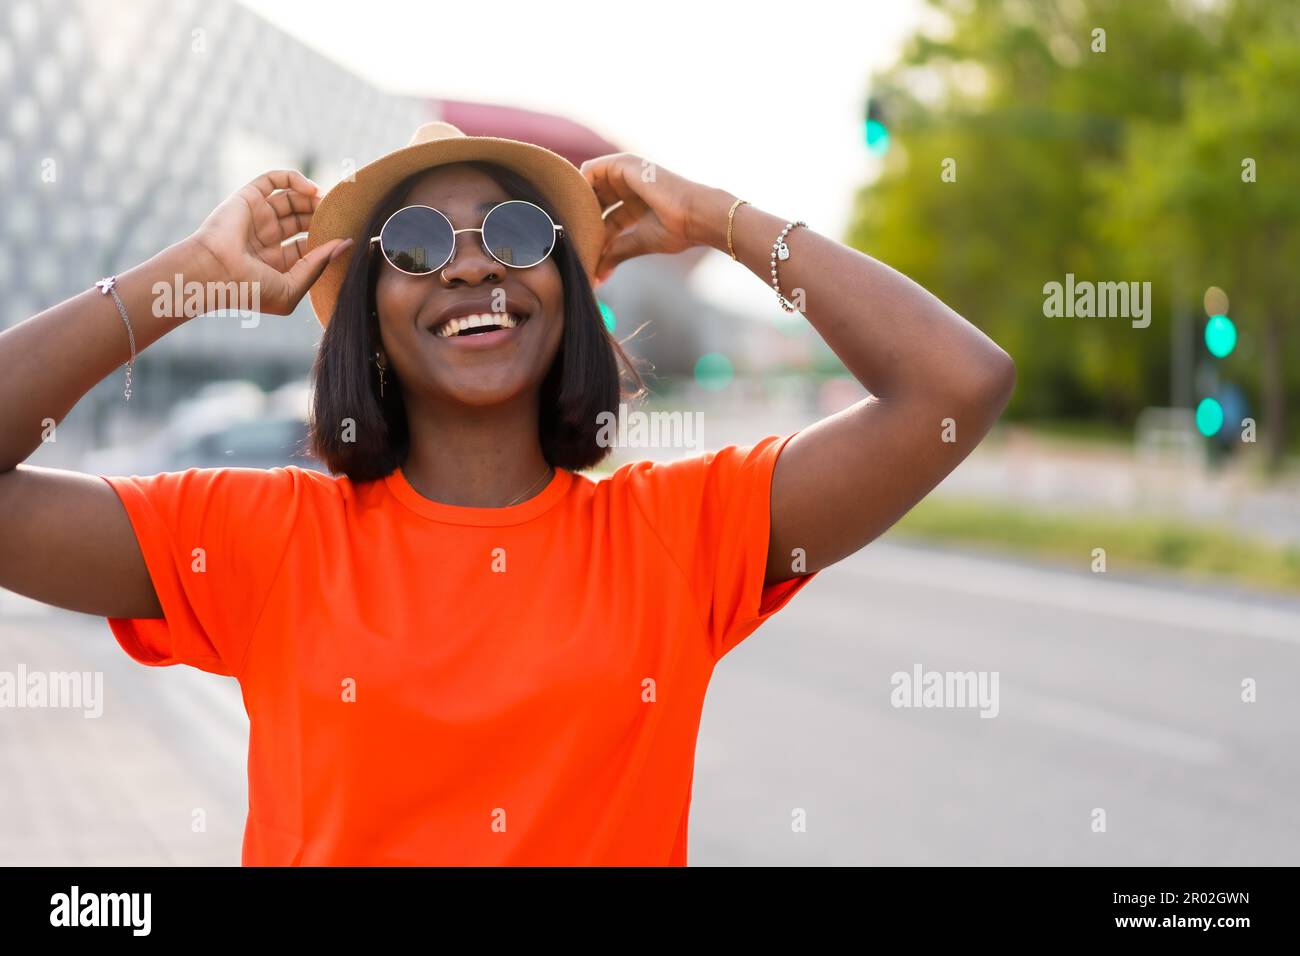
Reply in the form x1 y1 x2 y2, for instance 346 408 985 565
618 387 1300 547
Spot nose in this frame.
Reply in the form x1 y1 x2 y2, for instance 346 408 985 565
439 228 501 285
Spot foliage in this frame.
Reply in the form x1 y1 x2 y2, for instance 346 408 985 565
847 0 1300 462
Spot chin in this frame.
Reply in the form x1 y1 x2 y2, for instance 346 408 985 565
433 373 541 408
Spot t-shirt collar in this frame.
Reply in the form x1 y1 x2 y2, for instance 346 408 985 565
384 464 573 526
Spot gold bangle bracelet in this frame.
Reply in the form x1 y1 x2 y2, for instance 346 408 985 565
726 198 749 260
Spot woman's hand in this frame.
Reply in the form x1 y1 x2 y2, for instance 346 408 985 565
184 169 352 316
579 153 714 285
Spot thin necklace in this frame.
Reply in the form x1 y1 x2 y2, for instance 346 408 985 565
503 464 554 507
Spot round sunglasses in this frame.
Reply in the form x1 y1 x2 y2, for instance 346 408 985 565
369 200 565 276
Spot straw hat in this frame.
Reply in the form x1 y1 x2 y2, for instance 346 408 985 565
304 121 606 328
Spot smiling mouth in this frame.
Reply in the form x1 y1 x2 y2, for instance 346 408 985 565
433 313 530 339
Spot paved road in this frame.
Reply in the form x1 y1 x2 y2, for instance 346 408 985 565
3 538 1298 866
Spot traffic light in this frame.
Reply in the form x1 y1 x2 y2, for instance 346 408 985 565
864 96 890 156
598 299 616 333
1194 286 1237 440
1204 313 1237 358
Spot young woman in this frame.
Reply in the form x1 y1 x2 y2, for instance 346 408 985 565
0 123 1014 865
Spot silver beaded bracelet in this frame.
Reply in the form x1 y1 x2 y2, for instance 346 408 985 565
96 275 136 401
770 220 807 313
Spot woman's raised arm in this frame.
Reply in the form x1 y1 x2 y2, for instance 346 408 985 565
0 170 349 618
580 154 1015 586
689 188 1016 584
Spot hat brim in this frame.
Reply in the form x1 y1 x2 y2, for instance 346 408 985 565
305 135 606 328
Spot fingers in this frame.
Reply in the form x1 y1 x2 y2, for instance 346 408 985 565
586 160 652 272
268 188 318 219
583 158 655 283
275 211 310 240
594 229 643 284
278 235 351 274
600 200 639 240
253 186 321 251
273 234 309 273
247 168 319 200
581 154 642 216
281 238 351 308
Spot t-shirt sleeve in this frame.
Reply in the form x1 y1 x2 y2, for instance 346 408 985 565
97 465 304 677
622 432 819 661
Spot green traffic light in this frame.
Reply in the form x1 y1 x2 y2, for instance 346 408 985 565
1205 314 1236 358
865 119 889 155
694 352 734 391
1195 397 1224 437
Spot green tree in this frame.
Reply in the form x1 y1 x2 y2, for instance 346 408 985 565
846 0 1298 462
1096 4 1300 464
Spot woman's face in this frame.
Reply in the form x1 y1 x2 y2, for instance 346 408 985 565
373 165 565 409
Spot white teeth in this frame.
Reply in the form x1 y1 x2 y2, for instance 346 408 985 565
435 313 522 338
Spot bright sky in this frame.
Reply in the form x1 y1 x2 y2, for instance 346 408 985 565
239 0 922 315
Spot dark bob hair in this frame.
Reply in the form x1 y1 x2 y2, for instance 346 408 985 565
307 160 645 484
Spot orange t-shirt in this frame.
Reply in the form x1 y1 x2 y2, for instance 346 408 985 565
100 432 817 865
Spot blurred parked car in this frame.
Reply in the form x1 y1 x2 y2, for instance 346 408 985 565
159 414 321 471
80 379 325 475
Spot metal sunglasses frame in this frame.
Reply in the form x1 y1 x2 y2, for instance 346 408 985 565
368 199 565 276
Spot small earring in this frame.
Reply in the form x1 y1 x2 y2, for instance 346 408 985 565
375 351 387 398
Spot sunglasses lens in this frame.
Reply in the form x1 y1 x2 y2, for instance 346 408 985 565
483 202 558 267
379 206 452 274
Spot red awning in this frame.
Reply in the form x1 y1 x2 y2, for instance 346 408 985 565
428 99 621 166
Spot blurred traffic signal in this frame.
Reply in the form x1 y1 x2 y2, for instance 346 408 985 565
864 96 890 156
1204 313 1237 359
1195 396 1224 437
1195 286 1237 439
